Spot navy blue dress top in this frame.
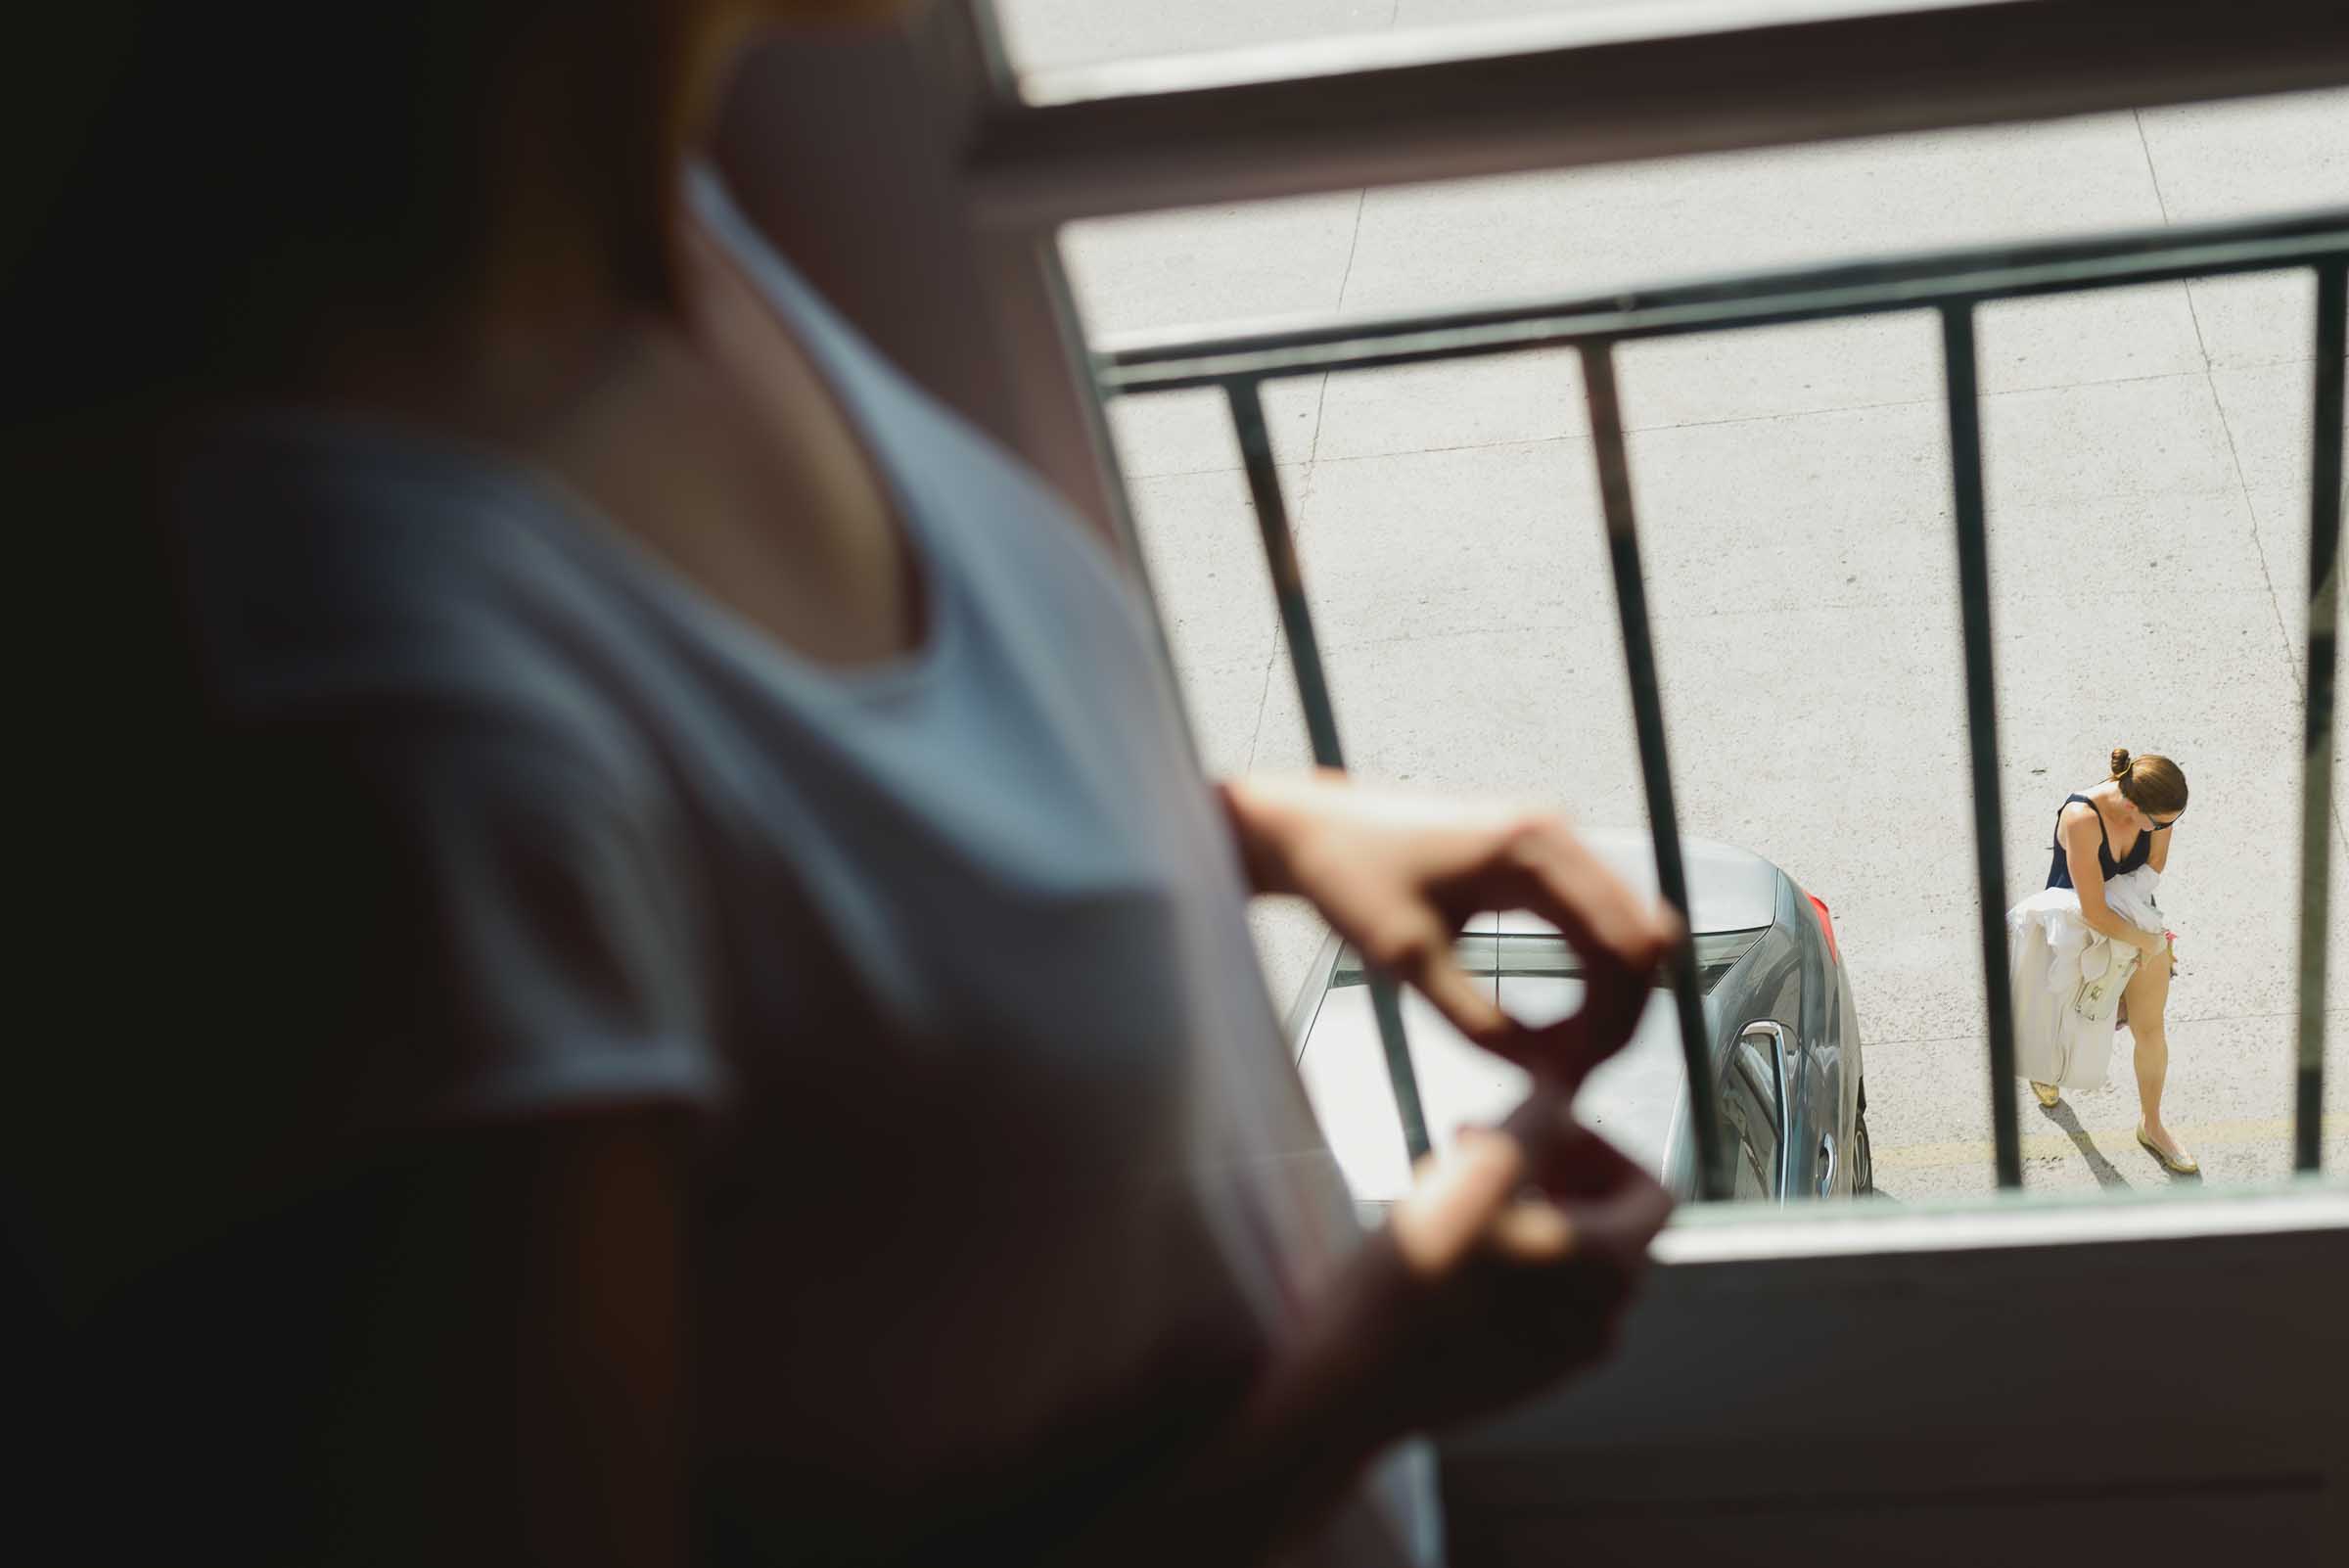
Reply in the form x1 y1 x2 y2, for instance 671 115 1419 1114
2047 792 2152 890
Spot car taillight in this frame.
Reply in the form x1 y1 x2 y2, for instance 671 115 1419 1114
1805 890 1840 966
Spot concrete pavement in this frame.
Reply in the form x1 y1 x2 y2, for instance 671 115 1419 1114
1003 1 2349 1196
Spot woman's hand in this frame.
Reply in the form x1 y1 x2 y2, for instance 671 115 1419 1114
1168 773 1676 1561
2131 927 2168 957
1068 1084 1672 1568
1248 1081 1674 1467
1218 771 1679 1078
1363 1090 1673 1433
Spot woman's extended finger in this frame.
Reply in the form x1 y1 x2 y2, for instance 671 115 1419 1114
1513 1119 1676 1266
1391 1128 1527 1277
1483 1197 1574 1263
1562 1159 1675 1264
1405 941 1509 1048
1486 822 1680 1083
1348 900 1510 1048
1489 959 1656 1091
1500 1102 1673 1221
1504 819 1678 985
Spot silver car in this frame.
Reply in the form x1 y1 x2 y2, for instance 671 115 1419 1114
1285 831 1874 1205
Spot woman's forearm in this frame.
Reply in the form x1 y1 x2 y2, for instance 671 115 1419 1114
2078 905 2133 940
2077 899 2155 946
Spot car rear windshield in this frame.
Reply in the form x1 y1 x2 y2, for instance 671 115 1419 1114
1332 928 1768 994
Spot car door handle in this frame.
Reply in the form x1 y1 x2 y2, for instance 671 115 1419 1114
1738 1022 1790 1197
1735 1022 1787 1119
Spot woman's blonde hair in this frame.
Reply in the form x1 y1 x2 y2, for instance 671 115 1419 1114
2111 748 2188 815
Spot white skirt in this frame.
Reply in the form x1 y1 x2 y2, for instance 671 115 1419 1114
2007 866 2163 1090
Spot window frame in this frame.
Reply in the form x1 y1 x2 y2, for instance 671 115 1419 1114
695 10 2349 1539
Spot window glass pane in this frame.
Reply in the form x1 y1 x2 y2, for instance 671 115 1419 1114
1332 933 1500 986
1072 89 2349 1208
1330 930 1762 990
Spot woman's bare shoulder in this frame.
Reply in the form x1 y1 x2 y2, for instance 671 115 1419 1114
2057 798 2102 841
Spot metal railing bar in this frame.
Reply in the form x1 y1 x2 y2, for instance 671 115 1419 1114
1362 975 1429 1169
1098 210 2349 394
1227 381 1344 769
1940 304 2023 1190
1109 206 2349 368
2295 262 2344 1175
1579 343 1730 1203
1224 379 1433 1166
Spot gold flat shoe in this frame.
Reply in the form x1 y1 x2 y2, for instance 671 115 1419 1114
2137 1126 2199 1175
2031 1081 2062 1108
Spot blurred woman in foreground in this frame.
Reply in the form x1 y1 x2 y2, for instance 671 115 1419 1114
12 5 1678 1563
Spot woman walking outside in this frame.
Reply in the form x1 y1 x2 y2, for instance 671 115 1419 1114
2010 749 2193 1174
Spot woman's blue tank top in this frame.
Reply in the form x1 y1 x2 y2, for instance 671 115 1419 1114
2047 792 2150 890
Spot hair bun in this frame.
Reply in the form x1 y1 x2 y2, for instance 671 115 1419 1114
2110 747 2134 778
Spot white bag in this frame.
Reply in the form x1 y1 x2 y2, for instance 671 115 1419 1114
2067 936 2137 1025
2008 867 2160 1090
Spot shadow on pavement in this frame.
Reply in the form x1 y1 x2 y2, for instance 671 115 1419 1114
2036 1099 2134 1190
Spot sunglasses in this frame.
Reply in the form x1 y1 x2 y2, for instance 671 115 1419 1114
2147 814 2182 831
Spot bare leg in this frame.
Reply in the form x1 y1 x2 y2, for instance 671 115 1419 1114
2123 948 2188 1162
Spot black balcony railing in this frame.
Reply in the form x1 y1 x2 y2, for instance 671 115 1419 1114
1095 208 2348 1201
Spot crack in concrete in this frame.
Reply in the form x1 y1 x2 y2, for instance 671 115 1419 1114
2136 111 2347 852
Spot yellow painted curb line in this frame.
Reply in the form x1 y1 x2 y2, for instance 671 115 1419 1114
1875 1115 2349 1172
